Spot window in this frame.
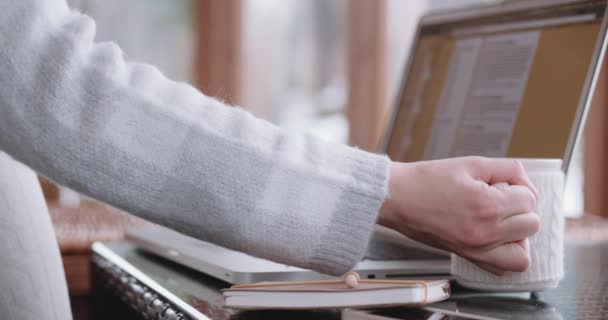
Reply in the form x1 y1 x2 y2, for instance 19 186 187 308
68 0 195 82
241 0 348 143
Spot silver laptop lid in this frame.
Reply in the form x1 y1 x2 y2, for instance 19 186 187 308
383 0 608 173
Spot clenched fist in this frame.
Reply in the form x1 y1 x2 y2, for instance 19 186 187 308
378 157 540 275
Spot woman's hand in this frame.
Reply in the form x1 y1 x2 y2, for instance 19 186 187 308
378 157 540 275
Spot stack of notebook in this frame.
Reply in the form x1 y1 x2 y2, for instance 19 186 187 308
223 278 450 310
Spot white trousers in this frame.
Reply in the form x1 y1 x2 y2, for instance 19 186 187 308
0 152 72 319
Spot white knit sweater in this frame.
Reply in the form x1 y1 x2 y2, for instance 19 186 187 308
0 0 390 275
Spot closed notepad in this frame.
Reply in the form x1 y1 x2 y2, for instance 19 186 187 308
222 279 450 310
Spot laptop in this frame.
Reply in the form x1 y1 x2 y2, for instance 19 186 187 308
129 0 608 284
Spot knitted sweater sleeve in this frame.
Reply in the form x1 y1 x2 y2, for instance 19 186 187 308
0 0 390 275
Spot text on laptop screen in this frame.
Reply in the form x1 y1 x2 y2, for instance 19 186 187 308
386 1 606 162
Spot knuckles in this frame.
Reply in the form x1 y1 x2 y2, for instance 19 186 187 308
522 192 537 212
467 188 500 221
457 187 501 248
466 156 488 172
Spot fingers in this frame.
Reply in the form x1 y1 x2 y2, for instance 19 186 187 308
461 181 538 273
471 240 531 273
459 183 537 250
476 158 539 199
475 261 505 276
490 184 537 218
498 212 540 243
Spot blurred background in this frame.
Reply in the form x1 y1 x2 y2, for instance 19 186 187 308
59 0 592 216
65 0 481 144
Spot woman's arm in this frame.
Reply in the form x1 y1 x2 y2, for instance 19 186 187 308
0 0 389 275
0 0 541 277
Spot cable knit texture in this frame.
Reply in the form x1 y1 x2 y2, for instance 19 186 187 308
0 0 390 276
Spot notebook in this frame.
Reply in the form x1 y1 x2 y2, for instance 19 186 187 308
222 278 450 310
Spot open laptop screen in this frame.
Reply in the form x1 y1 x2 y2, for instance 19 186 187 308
385 0 607 168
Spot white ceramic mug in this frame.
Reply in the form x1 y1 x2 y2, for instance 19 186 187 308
451 158 565 291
